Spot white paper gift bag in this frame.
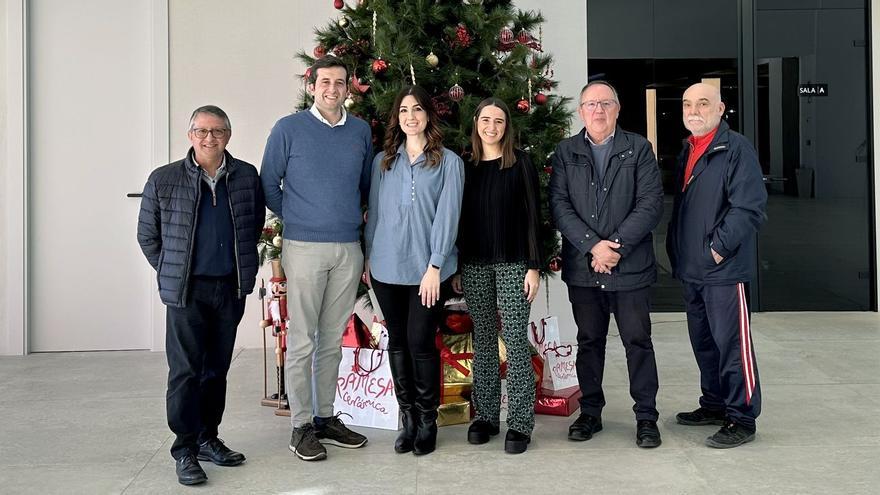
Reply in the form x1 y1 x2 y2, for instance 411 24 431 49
334 347 400 430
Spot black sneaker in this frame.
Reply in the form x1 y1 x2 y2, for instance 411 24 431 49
705 421 756 449
568 413 602 442
175 454 207 485
676 407 726 426
636 420 662 448
467 420 500 445
289 423 327 461
504 429 531 454
198 438 246 466
315 415 368 448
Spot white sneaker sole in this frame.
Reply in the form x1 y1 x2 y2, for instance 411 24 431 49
317 437 368 449
289 443 327 461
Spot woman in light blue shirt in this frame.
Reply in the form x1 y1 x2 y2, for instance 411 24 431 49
364 85 464 456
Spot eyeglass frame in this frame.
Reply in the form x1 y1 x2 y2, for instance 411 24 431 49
579 99 618 112
189 128 229 139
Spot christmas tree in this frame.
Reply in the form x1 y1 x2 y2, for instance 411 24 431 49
298 0 571 272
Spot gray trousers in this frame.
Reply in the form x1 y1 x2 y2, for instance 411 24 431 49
282 240 363 427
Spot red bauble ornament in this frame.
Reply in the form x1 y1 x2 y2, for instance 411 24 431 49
549 257 561 272
543 165 552 175
500 27 514 43
334 0 344 9
371 58 388 75
304 67 313 81
516 98 530 113
313 45 326 58
535 92 548 105
350 73 370 94
448 84 465 102
453 24 471 48
517 29 531 44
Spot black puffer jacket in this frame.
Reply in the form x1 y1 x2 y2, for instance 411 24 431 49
137 149 265 307
549 127 663 291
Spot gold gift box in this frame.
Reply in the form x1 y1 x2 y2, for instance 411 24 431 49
439 333 473 397
437 395 472 427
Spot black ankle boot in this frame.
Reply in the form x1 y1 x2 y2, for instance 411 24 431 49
411 352 440 456
388 350 417 453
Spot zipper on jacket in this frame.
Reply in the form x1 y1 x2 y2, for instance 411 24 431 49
181 169 201 307
226 170 242 298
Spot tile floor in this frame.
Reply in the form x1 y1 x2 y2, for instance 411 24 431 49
1 312 878 494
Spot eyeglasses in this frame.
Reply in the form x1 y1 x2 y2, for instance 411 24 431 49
580 100 617 112
190 128 228 139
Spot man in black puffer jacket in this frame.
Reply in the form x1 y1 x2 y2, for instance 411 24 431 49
667 83 767 449
550 81 664 449
137 105 264 486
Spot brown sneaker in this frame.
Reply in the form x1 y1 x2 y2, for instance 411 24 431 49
289 423 327 461
315 416 368 448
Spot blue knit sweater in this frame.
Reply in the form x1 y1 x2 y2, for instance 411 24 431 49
260 110 373 242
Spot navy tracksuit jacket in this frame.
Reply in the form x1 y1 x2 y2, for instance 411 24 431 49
666 120 768 428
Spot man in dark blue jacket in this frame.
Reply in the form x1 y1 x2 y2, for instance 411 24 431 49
550 81 664 448
138 105 265 485
667 83 767 448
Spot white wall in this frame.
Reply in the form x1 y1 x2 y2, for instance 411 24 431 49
0 1 9 353
2 0 27 356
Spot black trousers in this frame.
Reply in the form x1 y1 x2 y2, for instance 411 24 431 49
569 285 659 421
682 282 761 429
369 276 443 355
165 275 245 459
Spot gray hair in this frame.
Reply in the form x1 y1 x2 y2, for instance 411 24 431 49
579 80 620 103
188 105 231 131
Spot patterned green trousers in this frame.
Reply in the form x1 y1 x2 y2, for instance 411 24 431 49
461 261 535 434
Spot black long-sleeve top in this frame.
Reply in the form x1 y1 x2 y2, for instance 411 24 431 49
457 150 542 269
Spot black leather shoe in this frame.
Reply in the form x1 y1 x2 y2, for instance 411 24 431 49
568 413 602 441
504 429 531 454
198 438 246 466
467 420 500 445
636 420 662 448
176 454 207 486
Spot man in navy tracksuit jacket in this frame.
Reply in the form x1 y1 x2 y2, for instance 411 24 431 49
666 83 767 449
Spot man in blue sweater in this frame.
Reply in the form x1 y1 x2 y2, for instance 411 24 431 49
261 56 373 461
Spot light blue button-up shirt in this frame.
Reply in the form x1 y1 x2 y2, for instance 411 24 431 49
365 145 465 285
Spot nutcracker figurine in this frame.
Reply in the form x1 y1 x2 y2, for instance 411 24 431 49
260 260 289 409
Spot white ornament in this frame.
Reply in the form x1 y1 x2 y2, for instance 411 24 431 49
344 96 355 109
272 236 283 248
426 51 439 68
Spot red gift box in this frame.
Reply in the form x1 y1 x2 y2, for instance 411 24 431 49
534 385 582 416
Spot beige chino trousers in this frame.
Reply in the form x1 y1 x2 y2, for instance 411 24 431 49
282 239 363 427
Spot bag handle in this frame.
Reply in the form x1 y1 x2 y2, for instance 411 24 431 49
352 348 385 376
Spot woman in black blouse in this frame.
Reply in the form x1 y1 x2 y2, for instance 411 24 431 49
452 97 541 454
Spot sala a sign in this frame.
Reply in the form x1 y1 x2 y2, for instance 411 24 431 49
799 84 828 97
